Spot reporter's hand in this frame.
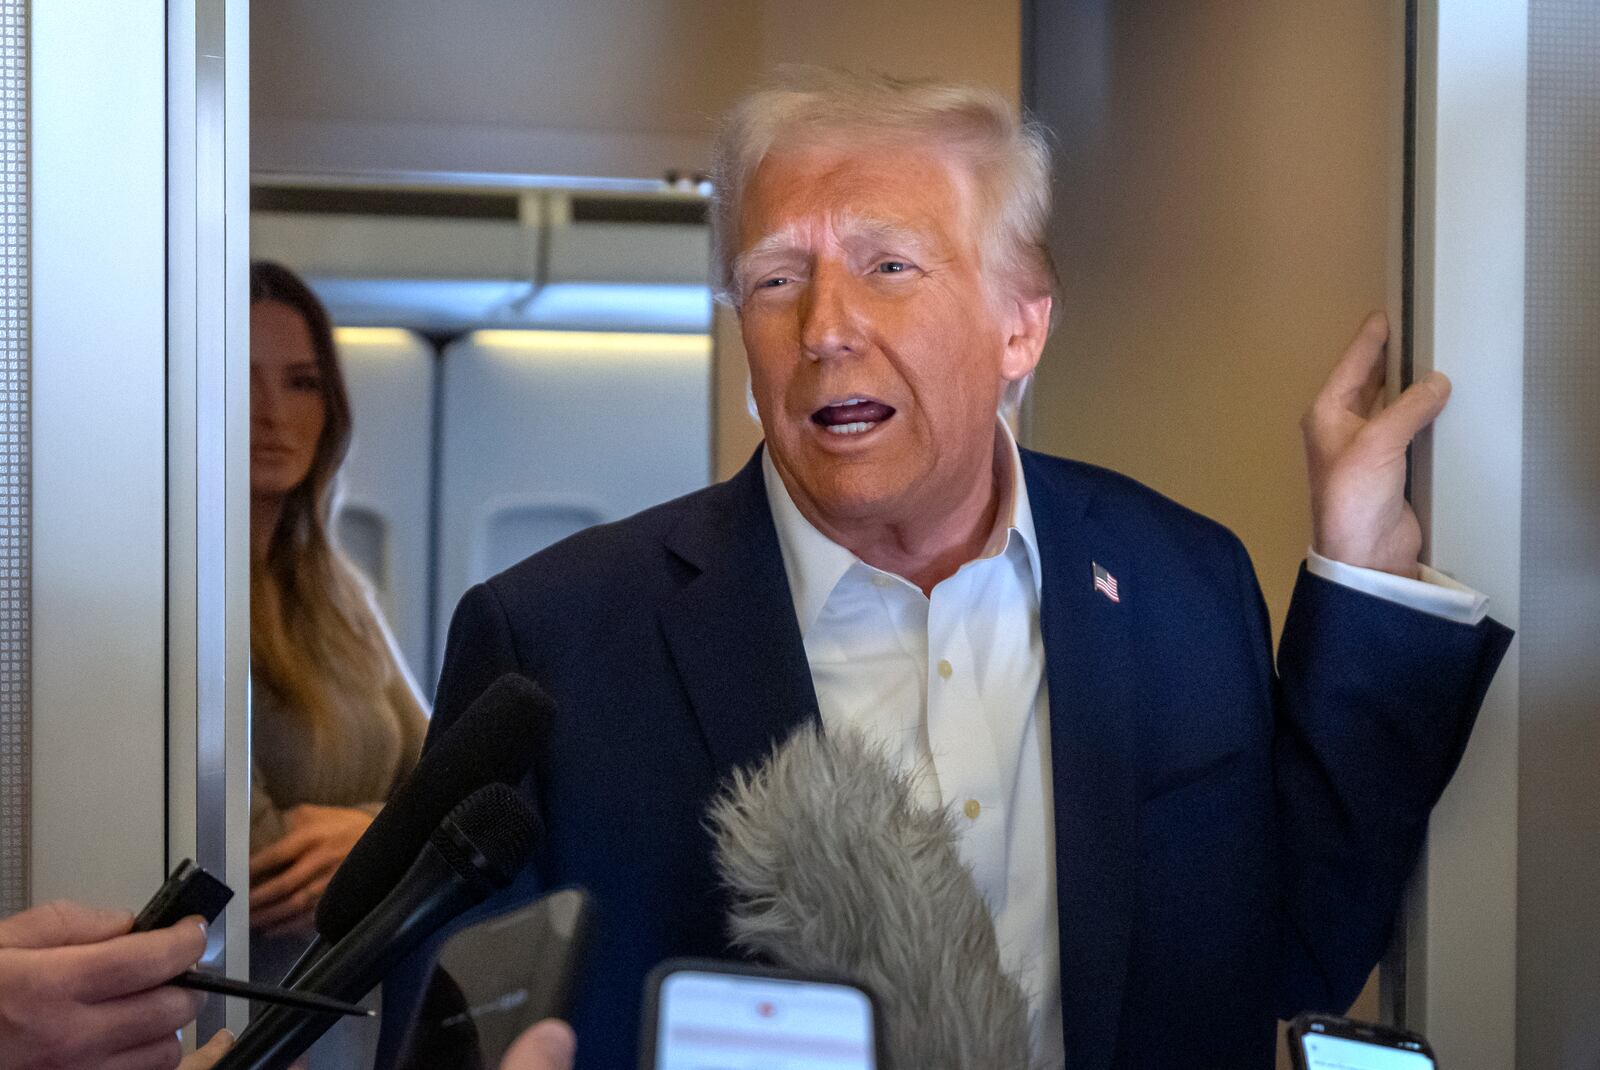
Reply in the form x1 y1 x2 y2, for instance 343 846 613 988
500 1020 576 1070
177 1028 234 1070
1303 312 1452 578
249 804 374 937
0 900 207 1070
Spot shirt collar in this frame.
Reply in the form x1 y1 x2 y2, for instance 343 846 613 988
763 420 1043 639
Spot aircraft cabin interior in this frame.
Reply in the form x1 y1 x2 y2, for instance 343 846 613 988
8 2 1599 1069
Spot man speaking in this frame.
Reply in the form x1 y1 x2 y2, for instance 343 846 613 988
427 70 1511 1068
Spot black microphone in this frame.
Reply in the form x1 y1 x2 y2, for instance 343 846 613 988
217 783 541 1070
275 674 554 986
321 673 553 941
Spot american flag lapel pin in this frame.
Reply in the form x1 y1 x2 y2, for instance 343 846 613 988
1092 561 1121 603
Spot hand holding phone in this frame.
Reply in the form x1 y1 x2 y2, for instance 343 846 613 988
0 899 208 1070
641 959 883 1070
135 859 370 1018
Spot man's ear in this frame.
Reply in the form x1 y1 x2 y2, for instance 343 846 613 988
1000 293 1052 384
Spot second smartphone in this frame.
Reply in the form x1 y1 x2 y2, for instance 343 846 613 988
640 958 884 1070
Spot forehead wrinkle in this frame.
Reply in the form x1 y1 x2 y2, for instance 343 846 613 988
830 209 937 255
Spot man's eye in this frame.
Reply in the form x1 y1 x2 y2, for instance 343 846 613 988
875 260 911 274
290 374 322 391
756 276 791 289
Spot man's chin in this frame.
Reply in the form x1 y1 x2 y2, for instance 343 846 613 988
791 470 920 527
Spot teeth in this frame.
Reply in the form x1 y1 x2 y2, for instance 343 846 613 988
825 421 876 435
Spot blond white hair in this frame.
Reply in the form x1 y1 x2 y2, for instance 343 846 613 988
711 68 1057 413
710 67 1057 310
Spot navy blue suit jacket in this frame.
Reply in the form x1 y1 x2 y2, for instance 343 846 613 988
404 448 1510 1069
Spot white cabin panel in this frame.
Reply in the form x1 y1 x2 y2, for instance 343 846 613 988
332 326 436 688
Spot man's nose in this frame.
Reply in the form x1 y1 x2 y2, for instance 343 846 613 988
799 268 866 361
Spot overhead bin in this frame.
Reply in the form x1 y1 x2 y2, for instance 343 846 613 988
253 215 711 334
303 277 711 335
432 328 712 686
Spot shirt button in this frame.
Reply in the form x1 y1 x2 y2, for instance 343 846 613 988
937 659 953 679
964 799 982 820
870 574 892 588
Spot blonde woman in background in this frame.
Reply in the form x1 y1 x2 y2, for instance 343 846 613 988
247 261 427 1061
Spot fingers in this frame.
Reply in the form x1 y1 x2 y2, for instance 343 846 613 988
250 850 324 913
17 986 201 1070
95 1033 186 1070
57 918 207 1003
255 869 330 938
251 848 340 926
76 984 205 1055
1315 312 1389 418
249 826 314 882
176 1028 235 1070
0 899 135 949
501 1019 576 1070
251 866 326 931
1361 370 1452 454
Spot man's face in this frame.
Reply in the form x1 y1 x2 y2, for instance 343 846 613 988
734 141 1045 531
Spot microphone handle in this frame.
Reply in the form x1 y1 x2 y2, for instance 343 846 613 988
215 842 482 1070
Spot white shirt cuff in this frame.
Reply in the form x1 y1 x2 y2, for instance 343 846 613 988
1305 548 1490 626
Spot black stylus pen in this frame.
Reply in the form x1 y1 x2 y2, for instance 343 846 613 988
172 970 373 1018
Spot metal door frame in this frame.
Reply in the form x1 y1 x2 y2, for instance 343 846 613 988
168 0 252 1038
1399 2 1526 1066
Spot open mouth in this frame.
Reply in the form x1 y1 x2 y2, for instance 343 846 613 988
810 398 896 436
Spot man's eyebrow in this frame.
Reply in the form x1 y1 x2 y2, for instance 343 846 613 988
732 230 804 284
832 212 933 254
733 214 936 284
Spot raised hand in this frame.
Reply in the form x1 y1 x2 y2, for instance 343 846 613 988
0 900 207 1070
1302 312 1452 579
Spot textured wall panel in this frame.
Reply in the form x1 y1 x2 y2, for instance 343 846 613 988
0 0 27 917
1519 1 1600 1065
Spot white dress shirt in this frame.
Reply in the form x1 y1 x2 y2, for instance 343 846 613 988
761 426 1488 1066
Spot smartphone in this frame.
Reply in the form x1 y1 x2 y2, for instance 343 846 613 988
131 858 234 932
640 959 884 1070
1288 1013 1437 1070
394 888 593 1070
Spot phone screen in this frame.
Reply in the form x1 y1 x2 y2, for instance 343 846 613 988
653 968 876 1070
1299 1032 1437 1070
396 889 591 1070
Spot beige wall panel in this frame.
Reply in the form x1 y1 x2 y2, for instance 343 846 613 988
1027 8 1403 1060
252 0 762 176
758 0 1020 103
1030 3 1401 636
252 1 1021 174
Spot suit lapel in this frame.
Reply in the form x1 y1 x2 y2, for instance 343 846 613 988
659 448 821 779
1023 451 1140 1070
